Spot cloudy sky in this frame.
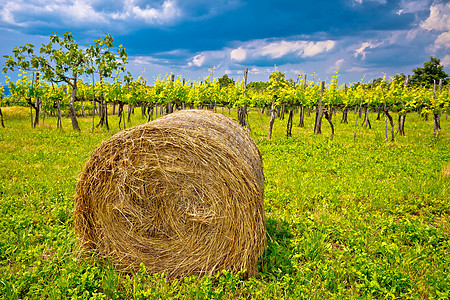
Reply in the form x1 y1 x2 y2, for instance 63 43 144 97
0 0 449 84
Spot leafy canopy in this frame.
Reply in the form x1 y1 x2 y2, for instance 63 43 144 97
411 56 449 87
3 32 128 87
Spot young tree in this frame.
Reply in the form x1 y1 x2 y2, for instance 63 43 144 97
411 57 449 87
218 74 235 88
86 33 128 131
3 32 127 131
267 70 288 139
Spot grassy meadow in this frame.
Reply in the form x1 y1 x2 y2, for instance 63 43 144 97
0 106 449 299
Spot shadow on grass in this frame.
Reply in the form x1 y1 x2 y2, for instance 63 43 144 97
258 217 295 278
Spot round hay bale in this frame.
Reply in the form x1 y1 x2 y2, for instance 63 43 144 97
74 109 266 278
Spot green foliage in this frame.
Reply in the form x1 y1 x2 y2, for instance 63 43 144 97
218 74 235 88
411 56 449 87
3 31 128 131
3 32 127 86
247 81 270 91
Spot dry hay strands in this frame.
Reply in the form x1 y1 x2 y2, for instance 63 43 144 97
74 109 266 279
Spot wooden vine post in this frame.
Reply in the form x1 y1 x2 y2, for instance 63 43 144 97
238 68 249 129
354 85 364 141
381 86 394 142
397 75 409 136
286 82 295 137
362 80 373 129
167 74 175 114
51 82 62 129
314 81 325 134
341 84 348 124
298 74 307 127
323 92 335 141
91 72 96 132
433 79 442 140
0 108 4 128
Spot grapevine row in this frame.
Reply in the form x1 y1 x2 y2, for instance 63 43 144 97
1 70 449 140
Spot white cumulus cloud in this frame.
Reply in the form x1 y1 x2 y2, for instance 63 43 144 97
303 41 335 57
0 0 182 29
0 0 107 27
129 0 181 24
421 3 450 31
434 31 450 49
259 40 335 59
442 54 450 67
421 3 450 52
230 47 246 62
188 54 205 67
396 0 430 15
354 41 383 59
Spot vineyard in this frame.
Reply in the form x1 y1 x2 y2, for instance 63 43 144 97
1 69 449 143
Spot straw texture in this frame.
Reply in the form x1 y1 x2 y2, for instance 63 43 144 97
74 109 266 278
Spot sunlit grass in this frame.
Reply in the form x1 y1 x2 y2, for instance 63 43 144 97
0 105 449 299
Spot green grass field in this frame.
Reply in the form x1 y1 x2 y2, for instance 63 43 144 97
0 106 449 299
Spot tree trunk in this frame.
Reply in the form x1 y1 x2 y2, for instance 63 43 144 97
96 99 104 128
118 102 125 130
30 105 33 127
396 113 406 136
314 81 325 134
127 104 133 122
268 99 276 139
69 81 81 131
166 101 173 114
362 105 371 129
56 99 62 129
238 68 249 129
147 105 153 122
91 74 96 132
141 103 146 117
286 109 293 137
354 91 364 141
104 99 109 131
434 113 441 136
384 109 394 142
33 98 40 128
80 99 86 117
91 98 96 132
238 106 249 128
324 109 334 141
0 108 4 128
341 107 348 124
297 105 305 127
433 80 442 140
42 100 46 124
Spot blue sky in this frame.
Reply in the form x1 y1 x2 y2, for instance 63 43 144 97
0 0 449 85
